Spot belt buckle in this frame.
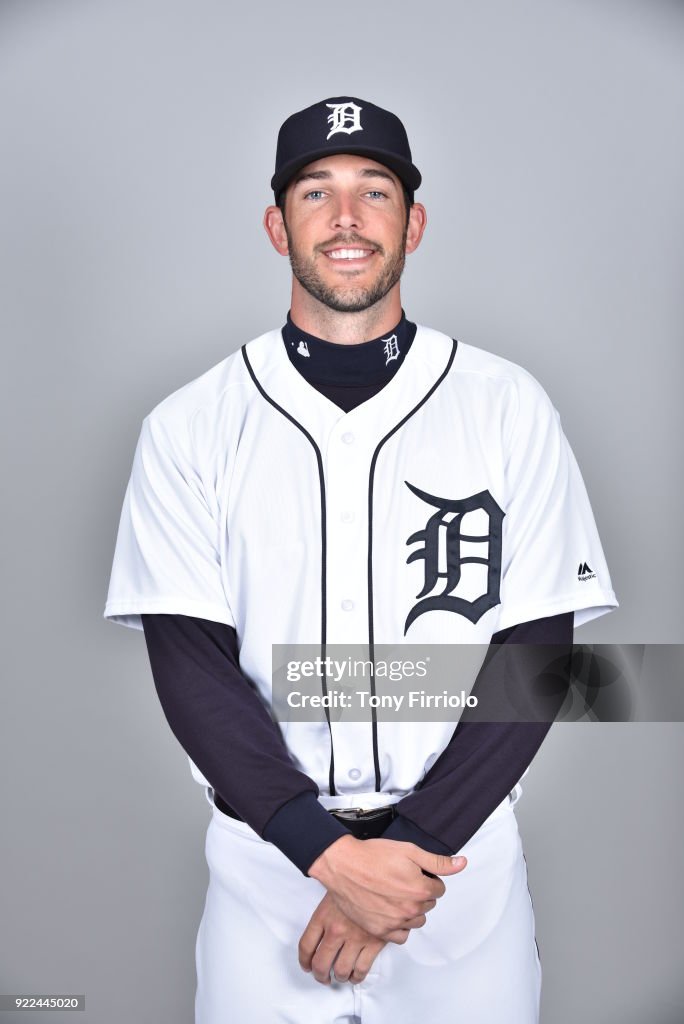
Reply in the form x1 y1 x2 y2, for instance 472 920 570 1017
331 807 366 822
331 805 396 823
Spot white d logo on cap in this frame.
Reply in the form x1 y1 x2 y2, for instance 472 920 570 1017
326 102 363 140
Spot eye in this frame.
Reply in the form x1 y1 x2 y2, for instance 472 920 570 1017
366 190 387 199
304 190 326 201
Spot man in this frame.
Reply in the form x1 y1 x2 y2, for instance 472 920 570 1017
104 96 618 1023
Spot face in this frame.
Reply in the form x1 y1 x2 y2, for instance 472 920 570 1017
266 154 425 314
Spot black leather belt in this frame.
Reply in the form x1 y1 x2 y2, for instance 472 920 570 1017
213 792 397 841
328 805 397 839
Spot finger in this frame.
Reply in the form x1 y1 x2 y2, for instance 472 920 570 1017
311 939 344 985
349 941 385 985
418 875 446 899
298 919 325 972
331 942 363 984
385 928 410 944
413 851 468 877
402 913 427 930
409 896 438 911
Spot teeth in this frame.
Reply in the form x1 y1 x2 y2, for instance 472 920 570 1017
326 249 372 260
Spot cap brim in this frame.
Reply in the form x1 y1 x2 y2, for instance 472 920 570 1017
271 145 421 198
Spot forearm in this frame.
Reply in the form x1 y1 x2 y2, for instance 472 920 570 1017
384 721 552 854
383 612 573 853
141 613 348 870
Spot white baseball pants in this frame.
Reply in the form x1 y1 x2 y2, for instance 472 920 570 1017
195 785 541 1023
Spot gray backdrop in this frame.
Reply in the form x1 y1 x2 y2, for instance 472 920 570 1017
1 0 683 1021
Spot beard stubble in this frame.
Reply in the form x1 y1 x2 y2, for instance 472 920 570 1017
284 223 408 313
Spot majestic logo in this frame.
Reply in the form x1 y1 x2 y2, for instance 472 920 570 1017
382 334 400 366
578 561 596 582
404 483 505 633
326 101 363 140
296 340 310 358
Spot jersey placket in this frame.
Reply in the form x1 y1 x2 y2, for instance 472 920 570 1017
239 327 459 799
324 416 377 795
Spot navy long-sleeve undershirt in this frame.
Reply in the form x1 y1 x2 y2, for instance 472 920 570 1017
141 611 571 873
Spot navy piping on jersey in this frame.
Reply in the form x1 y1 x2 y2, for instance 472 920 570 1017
240 345 337 796
366 338 459 791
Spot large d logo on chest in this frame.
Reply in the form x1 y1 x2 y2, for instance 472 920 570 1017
404 482 505 633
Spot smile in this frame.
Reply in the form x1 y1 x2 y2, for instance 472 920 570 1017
323 248 375 261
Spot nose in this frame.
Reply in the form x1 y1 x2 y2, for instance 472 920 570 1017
329 191 363 232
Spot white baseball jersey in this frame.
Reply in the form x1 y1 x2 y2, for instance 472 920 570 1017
104 324 618 798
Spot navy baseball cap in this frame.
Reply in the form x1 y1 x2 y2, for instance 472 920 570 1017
271 96 422 205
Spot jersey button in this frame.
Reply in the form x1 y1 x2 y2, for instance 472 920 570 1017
348 768 362 781
341 432 355 444
341 510 355 523
341 599 354 611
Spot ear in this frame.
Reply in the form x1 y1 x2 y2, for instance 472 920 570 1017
263 205 289 256
405 202 427 255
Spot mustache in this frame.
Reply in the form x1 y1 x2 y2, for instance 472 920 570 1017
318 236 383 253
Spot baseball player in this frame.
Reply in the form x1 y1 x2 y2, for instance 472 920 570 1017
104 96 618 1023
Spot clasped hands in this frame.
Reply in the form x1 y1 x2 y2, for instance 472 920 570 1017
298 834 466 986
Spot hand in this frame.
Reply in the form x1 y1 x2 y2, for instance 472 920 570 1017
308 835 467 942
298 892 387 986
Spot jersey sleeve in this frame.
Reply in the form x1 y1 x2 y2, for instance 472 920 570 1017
496 373 618 631
103 411 236 631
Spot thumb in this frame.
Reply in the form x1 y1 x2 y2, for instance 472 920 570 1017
412 850 468 876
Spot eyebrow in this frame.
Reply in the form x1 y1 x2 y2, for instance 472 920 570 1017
292 167 398 188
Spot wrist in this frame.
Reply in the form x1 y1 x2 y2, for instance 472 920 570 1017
308 833 358 883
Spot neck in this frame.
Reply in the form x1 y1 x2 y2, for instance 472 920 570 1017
289 281 403 346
